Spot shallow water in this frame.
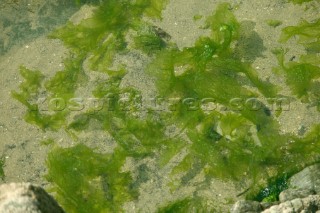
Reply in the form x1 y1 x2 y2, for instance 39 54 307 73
1 0 320 212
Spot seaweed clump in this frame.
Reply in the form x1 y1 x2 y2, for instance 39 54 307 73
249 174 289 202
46 144 137 212
274 18 320 108
157 197 216 213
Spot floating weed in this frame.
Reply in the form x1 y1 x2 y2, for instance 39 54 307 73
280 19 320 47
46 144 137 213
276 18 320 104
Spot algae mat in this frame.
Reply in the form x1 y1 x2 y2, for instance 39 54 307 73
1 0 320 212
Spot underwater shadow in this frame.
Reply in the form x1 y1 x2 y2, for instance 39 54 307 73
234 21 266 62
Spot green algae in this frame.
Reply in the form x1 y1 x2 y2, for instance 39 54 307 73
40 138 55 146
266 19 282 28
45 57 87 100
11 0 320 212
280 19 320 47
205 3 240 49
46 144 137 213
276 18 320 106
50 0 169 53
157 197 216 213
289 0 314 4
273 48 320 99
248 124 320 201
11 0 171 130
0 158 4 180
11 58 86 130
11 66 44 110
10 66 66 130
133 24 169 55
74 0 101 5
139 0 170 19
251 174 289 202
193 15 203 21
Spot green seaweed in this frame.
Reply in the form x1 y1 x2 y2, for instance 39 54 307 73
24 110 67 131
276 18 320 104
280 19 320 47
12 0 170 130
157 197 216 213
73 0 101 5
11 66 67 130
0 158 4 180
46 144 137 213
133 24 168 55
250 174 289 202
45 57 87 100
11 66 44 110
205 3 240 49
266 19 282 28
11 55 86 131
273 48 320 99
193 15 203 21
40 138 55 146
49 0 169 62
248 124 320 201
288 0 313 4
138 0 170 19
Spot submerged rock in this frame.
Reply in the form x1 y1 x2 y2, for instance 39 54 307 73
289 164 320 194
231 163 320 212
279 188 316 202
0 182 65 213
230 200 262 213
262 195 320 213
